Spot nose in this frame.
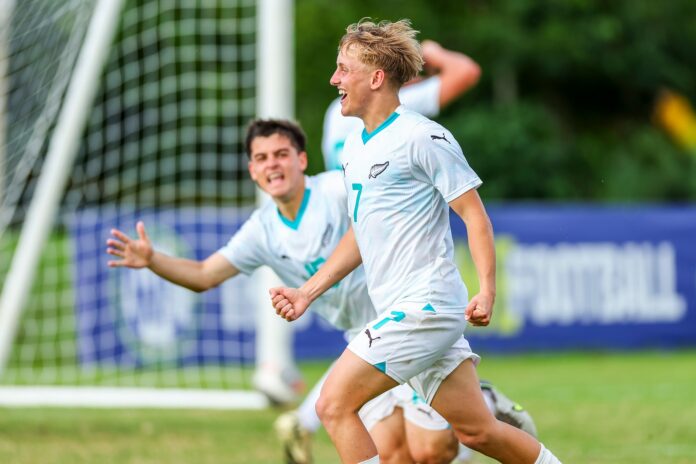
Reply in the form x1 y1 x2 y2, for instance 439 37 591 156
268 154 280 167
330 68 340 87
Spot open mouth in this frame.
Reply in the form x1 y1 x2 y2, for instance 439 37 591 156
267 172 284 185
339 89 347 103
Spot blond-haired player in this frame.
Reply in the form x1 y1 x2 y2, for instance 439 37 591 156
271 19 562 464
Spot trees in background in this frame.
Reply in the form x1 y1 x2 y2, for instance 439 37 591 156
296 0 696 201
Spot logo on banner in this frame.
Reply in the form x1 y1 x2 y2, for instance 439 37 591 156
455 237 687 335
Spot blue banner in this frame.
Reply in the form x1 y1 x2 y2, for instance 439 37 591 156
70 205 696 365
453 205 695 353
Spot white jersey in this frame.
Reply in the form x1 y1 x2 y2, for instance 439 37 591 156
341 106 482 313
322 76 441 171
217 171 376 340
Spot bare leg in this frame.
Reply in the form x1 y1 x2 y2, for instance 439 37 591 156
431 360 541 464
370 407 415 464
316 349 398 463
404 421 458 464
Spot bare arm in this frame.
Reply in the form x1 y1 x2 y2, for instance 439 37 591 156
421 40 481 108
448 189 496 326
271 227 362 321
106 221 240 292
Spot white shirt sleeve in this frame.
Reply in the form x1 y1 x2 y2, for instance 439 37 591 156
398 76 441 118
410 122 482 202
216 210 267 275
321 98 363 171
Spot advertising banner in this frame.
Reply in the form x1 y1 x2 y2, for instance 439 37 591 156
70 205 696 364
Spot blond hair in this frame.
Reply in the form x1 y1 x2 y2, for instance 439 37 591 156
339 18 423 86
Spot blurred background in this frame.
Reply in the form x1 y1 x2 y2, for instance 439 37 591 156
296 0 696 199
0 1 695 463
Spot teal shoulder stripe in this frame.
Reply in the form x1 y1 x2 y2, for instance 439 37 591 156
277 188 311 230
362 111 400 144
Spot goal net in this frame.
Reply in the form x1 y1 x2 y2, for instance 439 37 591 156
0 0 283 408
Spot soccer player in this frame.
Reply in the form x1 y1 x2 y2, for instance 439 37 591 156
270 20 562 464
278 39 535 464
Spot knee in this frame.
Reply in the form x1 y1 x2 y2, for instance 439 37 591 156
380 446 414 464
315 391 348 426
452 423 495 454
410 437 458 464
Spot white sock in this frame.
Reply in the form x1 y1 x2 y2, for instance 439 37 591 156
296 376 324 432
358 455 380 464
535 443 562 464
296 364 333 432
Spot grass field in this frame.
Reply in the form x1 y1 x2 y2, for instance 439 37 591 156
1 350 695 463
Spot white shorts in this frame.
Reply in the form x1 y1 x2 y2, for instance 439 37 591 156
358 389 399 431
347 304 480 404
392 384 450 430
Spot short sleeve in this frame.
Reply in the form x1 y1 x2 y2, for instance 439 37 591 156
216 210 267 275
410 122 482 202
321 98 363 171
398 77 441 118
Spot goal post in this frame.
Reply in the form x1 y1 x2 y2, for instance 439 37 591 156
251 0 304 404
0 0 126 377
0 0 297 409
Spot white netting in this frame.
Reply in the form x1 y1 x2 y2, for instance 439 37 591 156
0 0 262 392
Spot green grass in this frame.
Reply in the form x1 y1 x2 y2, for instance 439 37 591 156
1 351 695 463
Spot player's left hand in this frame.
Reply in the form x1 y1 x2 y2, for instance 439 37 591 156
465 292 494 326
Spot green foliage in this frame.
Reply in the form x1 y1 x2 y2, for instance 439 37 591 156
295 0 696 200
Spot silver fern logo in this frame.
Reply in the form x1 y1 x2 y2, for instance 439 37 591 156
369 161 389 179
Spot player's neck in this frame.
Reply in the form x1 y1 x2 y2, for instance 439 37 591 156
275 179 306 221
362 94 400 133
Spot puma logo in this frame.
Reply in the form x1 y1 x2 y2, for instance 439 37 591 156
369 162 389 179
430 133 450 144
365 329 381 348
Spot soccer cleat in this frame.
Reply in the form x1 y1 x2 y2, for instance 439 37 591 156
274 410 313 464
480 380 538 438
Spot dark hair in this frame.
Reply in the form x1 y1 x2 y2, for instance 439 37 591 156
245 118 306 158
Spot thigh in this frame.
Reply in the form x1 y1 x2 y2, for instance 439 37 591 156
320 347 398 412
404 420 458 461
369 406 414 464
430 359 496 434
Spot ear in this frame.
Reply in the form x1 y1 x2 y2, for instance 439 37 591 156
370 69 386 90
247 160 258 182
298 151 308 171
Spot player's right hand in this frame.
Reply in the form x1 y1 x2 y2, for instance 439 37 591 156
269 287 310 322
106 221 153 269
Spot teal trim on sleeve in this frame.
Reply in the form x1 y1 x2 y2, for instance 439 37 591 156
277 188 311 230
422 303 436 312
361 111 400 144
